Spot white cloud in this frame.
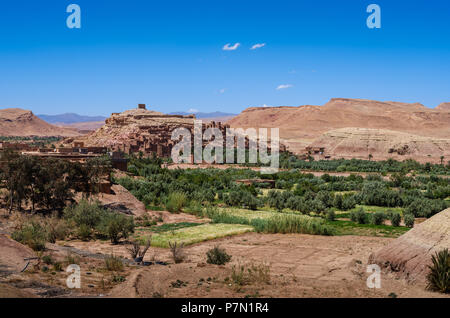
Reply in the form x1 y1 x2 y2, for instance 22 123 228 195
262 104 272 107
219 88 226 94
251 43 266 50
188 108 199 113
276 84 293 90
222 43 240 51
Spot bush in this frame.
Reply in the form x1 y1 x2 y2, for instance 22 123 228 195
42 255 53 265
104 254 124 271
206 246 232 265
11 221 47 251
63 200 105 229
350 208 369 224
99 213 135 244
371 212 386 225
44 216 70 243
389 212 401 227
77 224 92 241
165 192 187 213
325 209 335 221
169 241 185 264
231 262 271 286
53 262 63 271
404 213 415 228
426 249 449 294
127 237 151 262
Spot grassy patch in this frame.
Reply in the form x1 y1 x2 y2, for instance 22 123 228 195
260 188 286 197
328 220 409 238
217 207 281 221
136 223 254 248
336 205 403 219
206 208 334 235
139 222 202 233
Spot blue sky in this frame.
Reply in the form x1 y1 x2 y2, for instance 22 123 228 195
0 0 449 116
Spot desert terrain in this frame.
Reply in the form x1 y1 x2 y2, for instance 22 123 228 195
0 108 80 137
227 98 450 162
0 103 449 299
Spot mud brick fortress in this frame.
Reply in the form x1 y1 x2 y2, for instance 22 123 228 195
68 104 236 158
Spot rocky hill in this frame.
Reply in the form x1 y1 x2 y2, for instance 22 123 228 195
369 208 450 283
0 108 80 137
436 102 450 112
308 128 450 162
227 98 450 162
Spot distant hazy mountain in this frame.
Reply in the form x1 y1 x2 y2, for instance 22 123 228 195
37 113 107 124
169 111 237 118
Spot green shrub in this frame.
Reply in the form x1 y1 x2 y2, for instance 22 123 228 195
404 213 415 228
206 246 232 265
184 200 203 216
98 213 135 244
165 192 187 213
371 212 386 225
63 199 105 229
11 221 47 251
53 262 63 271
389 212 401 227
112 275 126 283
325 209 335 221
350 208 368 224
42 255 53 265
426 249 449 294
77 224 92 241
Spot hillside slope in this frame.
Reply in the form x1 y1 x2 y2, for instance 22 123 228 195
227 98 450 160
0 108 80 137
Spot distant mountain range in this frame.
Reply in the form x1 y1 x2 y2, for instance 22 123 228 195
37 113 107 124
169 111 237 118
38 111 237 123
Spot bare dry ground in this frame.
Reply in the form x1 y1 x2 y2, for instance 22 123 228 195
0 204 448 298
108 232 446 298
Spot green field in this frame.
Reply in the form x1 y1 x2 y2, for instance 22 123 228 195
336 205 404 219
135 223 254 248
206 207 406 238
328 220 409 238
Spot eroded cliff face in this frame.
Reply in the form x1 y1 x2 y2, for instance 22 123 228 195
436 102 450 112
369 209 450 283
306 128 450 163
